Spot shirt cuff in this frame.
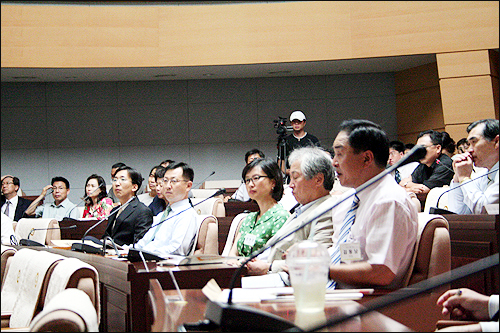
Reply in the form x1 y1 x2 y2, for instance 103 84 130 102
489 295 499 319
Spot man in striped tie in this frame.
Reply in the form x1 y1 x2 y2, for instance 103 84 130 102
328 119 418 290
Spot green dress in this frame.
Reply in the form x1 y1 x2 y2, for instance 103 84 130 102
236 203 290 256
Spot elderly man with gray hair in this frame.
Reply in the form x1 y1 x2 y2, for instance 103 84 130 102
244 146 337 275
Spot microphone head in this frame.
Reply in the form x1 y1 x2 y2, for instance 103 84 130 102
412 145 428 161
215 188 226 196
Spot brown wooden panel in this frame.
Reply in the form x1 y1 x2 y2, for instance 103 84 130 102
59 218 108 240
224 200 259 217
396 86 444 134
440 76 497 124
436 50 492 79
2 2 498 68
395 62 439 95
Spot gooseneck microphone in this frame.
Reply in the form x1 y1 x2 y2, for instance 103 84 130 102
19 224 77 247
193 171 216 189
127 188 227 262
435 158 455 174
202 145 427 331
430 167 499 215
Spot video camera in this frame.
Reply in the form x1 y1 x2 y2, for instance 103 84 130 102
273 117 290 136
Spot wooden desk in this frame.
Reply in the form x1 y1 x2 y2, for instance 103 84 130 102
445 214 499 295
224 200 259 216
23 246 245 332
162 289 412 331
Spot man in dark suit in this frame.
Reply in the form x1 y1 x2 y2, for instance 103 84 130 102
1 175 32 222
103 166 153 246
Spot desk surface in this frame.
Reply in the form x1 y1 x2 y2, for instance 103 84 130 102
163 289 412 332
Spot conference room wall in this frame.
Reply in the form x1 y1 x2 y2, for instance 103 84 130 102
1 72 396 204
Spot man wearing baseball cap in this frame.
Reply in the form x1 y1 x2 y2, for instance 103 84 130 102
280 110 320 180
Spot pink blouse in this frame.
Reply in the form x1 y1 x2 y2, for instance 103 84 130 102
83 197 114 218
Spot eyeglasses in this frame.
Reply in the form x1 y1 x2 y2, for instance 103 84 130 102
244 175 270 185
422 144 437 150
163 178 188 185
112 177 130 184
1 182 14 186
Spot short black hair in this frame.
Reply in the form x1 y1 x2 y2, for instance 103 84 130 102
405 143 415 150
417 130 443 146
114 166 143 194
154 166 167 181
441 131 456 154
457 138 468 147
467 119 499 141
242 158 284 201
51 176 70 189
244 149 265 163
338 119 389 168
112 162 126 169
165 162 194 182
389 140 405 153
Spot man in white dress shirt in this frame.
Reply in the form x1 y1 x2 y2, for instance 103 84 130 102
329 119 418 289
448 119 499 214
134 162 198 257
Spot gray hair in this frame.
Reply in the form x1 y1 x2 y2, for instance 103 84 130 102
288 146 335 191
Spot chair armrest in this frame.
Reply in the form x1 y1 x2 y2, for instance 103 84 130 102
436 320 479 330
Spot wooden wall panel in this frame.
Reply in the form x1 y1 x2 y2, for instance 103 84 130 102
2 1 498 69
395 62 444 141
436 50 493 78
443 123 471 144
439 76 497 123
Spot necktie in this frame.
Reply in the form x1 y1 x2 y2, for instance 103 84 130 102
395 169 401 184
4 200 11 217
327 194 360 289
151 206 172 241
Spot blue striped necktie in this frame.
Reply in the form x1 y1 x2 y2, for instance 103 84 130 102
395 169 401 183
327 194 360 289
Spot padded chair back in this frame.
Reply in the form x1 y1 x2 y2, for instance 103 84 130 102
190 215 219 255
14 218 61 245
1 245 17 289
190 197 226 217
221 212 248 256
402 213 451 287
423 186 450 213
29 288 98 332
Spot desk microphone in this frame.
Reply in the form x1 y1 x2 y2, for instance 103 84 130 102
429 168 499 215
435 158 455 174
202 145 427 331
71 205 121 254
305 253 499 332
127 188 227 262
19 224 77 247
193 171 216 189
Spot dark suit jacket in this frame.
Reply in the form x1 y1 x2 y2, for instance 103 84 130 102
0 195 33 221
103 196 153 246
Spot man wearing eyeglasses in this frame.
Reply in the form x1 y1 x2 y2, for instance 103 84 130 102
24 176 80 220
1 175 33 222
103 166 153 247
401 130 454 196
133 162 198 257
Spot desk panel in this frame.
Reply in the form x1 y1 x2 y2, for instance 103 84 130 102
22 246 244 332
59 218 108 239
224 200 258 216
446 214 499 295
